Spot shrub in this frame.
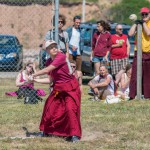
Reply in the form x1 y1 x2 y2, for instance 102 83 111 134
109 0 150 25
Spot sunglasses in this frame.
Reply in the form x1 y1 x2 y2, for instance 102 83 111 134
59 21 64 24
141 13 148 17
71 65 76 68
118 28 123 31
27 65 33 68
48 45 57 50
75 21 81 24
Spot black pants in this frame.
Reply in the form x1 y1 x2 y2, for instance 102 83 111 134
16 87 41 104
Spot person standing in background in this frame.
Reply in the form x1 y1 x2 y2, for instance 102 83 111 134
128 7 150 99
66 15 84 71
91 20 112 76
44 14 69 57
110 24 130 84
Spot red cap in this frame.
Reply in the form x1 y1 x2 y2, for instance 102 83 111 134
140 7 150 13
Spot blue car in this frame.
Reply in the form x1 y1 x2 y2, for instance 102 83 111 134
0 34 23 71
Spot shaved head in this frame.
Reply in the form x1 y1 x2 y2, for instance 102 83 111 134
115 24 122 29
100 65 107 70
115 24 123 35
99 65 108 76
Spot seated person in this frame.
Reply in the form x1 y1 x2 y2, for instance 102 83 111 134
88 65 114 101
15 62 44 104
70 61 84 95
117 64 132 100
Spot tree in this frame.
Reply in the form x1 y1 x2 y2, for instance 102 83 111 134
109 0 150 24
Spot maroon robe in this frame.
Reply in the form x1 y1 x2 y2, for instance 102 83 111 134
39 52 81 138
129 52 150 99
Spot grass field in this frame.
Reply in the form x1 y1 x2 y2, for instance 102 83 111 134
0 78 150 150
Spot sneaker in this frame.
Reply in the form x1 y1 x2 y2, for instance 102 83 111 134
89 96 100 102
36 132 44 137
65 136 72 141
36 132 52 137
128 98 134 101
94 95 100 101
24 97 29 104
88 88 94 96
88 97 96 101
36 96 43 102
43 133 53 137
71 136 80 143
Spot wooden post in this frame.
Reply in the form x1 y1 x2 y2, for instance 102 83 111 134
137 24 142 100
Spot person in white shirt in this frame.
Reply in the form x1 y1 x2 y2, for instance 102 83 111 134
66 16 83 71
88 65 114 101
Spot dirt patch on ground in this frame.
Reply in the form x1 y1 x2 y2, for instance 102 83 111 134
0 130 115 142
82 130 115 141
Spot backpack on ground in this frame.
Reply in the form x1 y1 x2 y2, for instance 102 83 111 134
17 88 41 104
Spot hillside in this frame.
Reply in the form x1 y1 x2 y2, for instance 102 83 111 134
0 1 120 49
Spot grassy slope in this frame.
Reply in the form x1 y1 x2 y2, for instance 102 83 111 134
0 78 150 150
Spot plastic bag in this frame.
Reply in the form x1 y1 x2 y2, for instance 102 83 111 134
104 95 121 104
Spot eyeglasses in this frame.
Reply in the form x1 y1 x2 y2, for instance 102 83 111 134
71 65 76 68
59 21 64 24
46 44 58 51
47 45 57 50
28 66 33 68
141 13 148 17
75 21 81 24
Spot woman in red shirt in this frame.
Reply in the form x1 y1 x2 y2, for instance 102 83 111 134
91 20 112 75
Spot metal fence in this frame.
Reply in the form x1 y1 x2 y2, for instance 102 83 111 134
0 0 56 102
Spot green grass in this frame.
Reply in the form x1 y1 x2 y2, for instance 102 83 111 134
0 78 150 150
109 0 150 25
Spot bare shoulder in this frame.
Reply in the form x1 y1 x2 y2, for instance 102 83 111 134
17 72 22 77
107 74 112 79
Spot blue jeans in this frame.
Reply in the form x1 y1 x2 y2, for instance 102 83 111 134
92 56 103 63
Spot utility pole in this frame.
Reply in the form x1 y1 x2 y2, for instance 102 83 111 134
137 24 142 100
82 0 86 22
55 0 59 44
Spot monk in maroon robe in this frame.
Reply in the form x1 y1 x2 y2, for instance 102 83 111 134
32 40 81 142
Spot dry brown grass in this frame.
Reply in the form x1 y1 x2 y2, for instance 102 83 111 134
0 78 150 150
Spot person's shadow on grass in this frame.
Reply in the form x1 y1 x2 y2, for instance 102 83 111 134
22 127 42 137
